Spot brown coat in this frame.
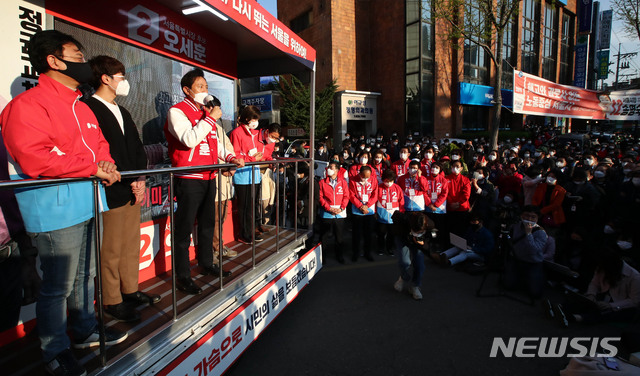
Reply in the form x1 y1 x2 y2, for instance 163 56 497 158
532 183 566 226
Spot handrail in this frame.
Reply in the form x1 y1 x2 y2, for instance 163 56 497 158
0 157 314 367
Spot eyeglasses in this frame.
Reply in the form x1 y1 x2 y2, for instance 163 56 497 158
55 55 86 63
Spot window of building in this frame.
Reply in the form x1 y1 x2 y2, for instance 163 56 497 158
521 0 540 75
462 105 489 131
541 3 558 80
463 4 489 85
559 13 574 85
502 17 517 90
290 10 313 33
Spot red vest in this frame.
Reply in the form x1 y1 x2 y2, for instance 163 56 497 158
165 99 219 180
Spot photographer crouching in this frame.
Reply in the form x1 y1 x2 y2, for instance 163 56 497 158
391 211 435 300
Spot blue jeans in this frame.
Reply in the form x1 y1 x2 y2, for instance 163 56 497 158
32 219 98 361
395 238 425 287
443 246 484 266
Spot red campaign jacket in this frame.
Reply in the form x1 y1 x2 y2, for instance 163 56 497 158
229 124 263 162
397 174 431 204
371 162 386 183
420 159 435 177
425 172 449 208
164 98 234 179
445 173 471 212
377 183 405 211
1 74 113 179
349 174 378 208
348 163 371 181
318 176 350 212
258 129 276 161
391 159 410 179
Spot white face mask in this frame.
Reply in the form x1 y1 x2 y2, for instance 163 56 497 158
473 172 483 180
604 225 615 234
343 152 349 159
617 241 633 250
384 181 393 187
431 168 440 176
584 159 594 166
409 168 419 175
522 219 536 227
248 120 259 129
426 152 433 160
110 78 130 96
451 155 460 161
503 195 513 204
267 137 278 144
488 155 497 161
375 157 383 163
453 167 462 175
546 176 557 185
633 177 640 187
410 230 426 238
193 91 209 105
360 157 368 164
400 153 409 161
556 161 565 168
326 169 336 177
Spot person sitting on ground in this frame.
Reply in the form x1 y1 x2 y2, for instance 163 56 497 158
391 211 435 300
434 215 494 267
504 205 549 299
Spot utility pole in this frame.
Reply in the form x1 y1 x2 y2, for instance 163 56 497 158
614 42 638 90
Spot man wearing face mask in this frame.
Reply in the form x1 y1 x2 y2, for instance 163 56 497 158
1 30 125 375
349 166 378 262
165 69 244 295
85 56 159 322
469 167 495 224
420 146 436 177
397 160 430 212
445 160 471 236
391 147 411 179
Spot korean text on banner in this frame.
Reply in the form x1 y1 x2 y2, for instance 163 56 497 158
512 70 605 120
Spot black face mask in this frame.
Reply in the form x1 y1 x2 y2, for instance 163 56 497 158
57 58 93 85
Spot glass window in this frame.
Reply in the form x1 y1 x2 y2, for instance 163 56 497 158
463 3 489 85
542 3 558 80
559 13 573 85
521 0 540 75
407 0 420 24
502 17 516 90
406 23 419 60
462 106 489 131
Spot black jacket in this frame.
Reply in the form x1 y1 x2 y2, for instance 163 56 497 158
85 96 147 209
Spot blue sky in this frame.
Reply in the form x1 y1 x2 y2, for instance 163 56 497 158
256 0 277 17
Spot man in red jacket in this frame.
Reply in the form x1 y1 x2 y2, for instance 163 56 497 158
349 165 378 262
391 147 411 179
165 68 244 295
318 161 350 263
445 160 471 236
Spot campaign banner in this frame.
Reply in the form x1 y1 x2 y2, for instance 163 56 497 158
601 90 640 121
513 70 604 120
46 0 237 78
157 245 323 376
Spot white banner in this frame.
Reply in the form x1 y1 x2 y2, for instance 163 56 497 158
158 245 323 376
601 90 640 121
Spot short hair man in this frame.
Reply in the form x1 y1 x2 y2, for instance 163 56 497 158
0 30 125 375
164 68 244 295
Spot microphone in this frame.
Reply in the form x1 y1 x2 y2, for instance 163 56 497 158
204 94 221 108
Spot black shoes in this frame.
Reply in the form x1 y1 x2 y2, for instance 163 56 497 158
238 234 264 244
72 327 128 349
176 277 202 295
123 291 161 306
201 265 232 278
45 349 86 376
104 302 140 323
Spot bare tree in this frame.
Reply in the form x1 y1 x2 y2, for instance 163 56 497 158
433 0 520 150
611 0 640 42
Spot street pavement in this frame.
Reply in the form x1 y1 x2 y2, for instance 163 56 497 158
225 235 638 376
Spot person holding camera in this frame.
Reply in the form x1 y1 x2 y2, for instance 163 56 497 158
391 211 435 300
504 205 549 299
165 68 244 295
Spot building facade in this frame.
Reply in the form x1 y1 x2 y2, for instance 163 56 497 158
278 0 579 139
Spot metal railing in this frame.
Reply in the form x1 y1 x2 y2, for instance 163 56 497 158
0 157 314 368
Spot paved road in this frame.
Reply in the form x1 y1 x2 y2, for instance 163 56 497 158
225 243 637 375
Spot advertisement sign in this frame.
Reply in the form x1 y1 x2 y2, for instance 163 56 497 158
459 82 514 108
597 50 610 80
574 35 589 88
599 10 612 50
157 245 323 376
341 94 377 120
202 0 315 66
578 0 593 33
602 90 640 121
46 0 237 78
513 70 604 120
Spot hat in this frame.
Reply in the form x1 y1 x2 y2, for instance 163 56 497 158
440 155 450 161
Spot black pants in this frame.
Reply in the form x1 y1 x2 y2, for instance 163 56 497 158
321 218 346 258
235 183 262 240
173 178 216 279
352 214 375 258
376 222 395 254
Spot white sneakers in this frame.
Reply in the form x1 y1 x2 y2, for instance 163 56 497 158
393 277 404 292
394 277 422 300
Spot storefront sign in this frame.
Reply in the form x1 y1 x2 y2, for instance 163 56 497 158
599 10 612 50
157 245 322 376
459 82 513 108
241 94 272 112
597 50 610 80
203 0 315 66
341 95 377 120
46 0 237 78
513 70 604 120
578 0 593 33
574 35 589 88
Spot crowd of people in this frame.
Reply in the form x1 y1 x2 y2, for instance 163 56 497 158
0 29 639 375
